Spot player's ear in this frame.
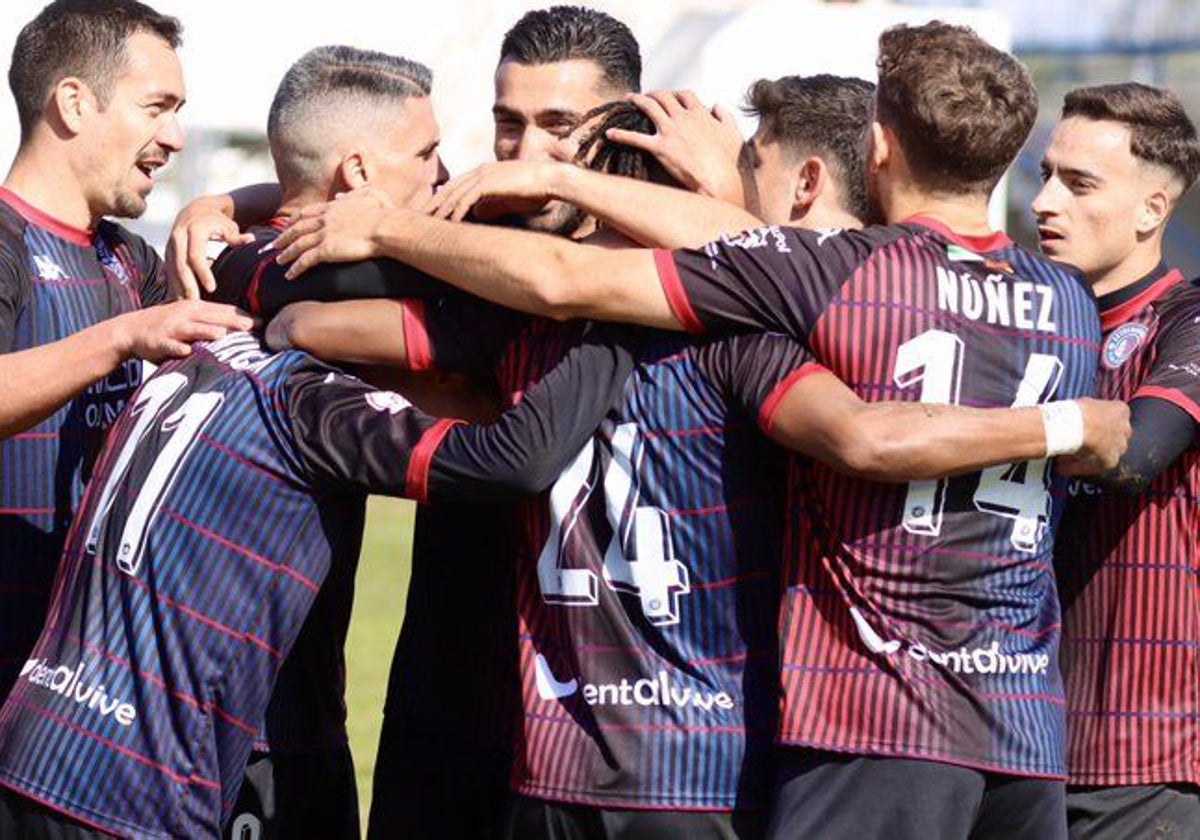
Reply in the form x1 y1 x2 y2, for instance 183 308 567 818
51 77 91 135
793 156 825 214
336 151 369 192
1136 186 1171 236
868 121 890 174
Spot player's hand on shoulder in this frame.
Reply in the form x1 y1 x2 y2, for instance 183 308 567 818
114 300 255 362
166 194 255 300
424 160 557 222
272 191 395 280
1056 397 1132 475
614 89 745 204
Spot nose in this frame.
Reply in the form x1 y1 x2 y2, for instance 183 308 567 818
511 127 557 163
435 156 449 188
157 112 185 153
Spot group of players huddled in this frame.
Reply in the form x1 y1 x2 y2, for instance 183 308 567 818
0 0 1197 838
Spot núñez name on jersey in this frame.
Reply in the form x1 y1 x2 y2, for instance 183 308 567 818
936 266 1057 333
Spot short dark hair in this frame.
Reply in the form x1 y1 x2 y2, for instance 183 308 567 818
576 101 676 187
9 0 182 139
1062 83 1200 194
268 46 433 189
745 74 874 221
499 5 641 94
875 21 1037 196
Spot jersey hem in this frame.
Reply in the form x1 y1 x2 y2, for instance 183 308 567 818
0 773 175 839
1066 767 1200 788
774 738 1067 780
515 783 748 812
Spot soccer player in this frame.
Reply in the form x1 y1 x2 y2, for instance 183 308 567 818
272 22 1106 837
1034 83 1200 838
0 0 253 704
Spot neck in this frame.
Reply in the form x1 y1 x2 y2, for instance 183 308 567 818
1088 242 1165 297
795 203 865 232
4 145 96 230
884 182 994 235
277 184 337 220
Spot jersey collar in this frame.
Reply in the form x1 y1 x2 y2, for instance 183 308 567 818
0 187 93 247
1097 262 1183 331
903 214 1013 254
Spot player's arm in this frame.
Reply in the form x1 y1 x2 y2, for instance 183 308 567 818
766 369 1131 480
168 183 281 299
266 300 410 367
0 306 253 439
272 199 692 328
427 161 761 248
289 323 636 501
1057 396 1197 493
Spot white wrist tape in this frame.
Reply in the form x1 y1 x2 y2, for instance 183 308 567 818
1040 400 1085 457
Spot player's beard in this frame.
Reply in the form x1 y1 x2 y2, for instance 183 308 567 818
500 198 587 238
112 190 149 219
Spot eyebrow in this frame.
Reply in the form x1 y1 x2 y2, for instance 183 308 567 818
1052 163 1104 183
144 91 184 109
418 139 440 157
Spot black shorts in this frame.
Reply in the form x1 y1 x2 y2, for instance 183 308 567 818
367 717 512 839
767 748 1066 840
0 786 112 839
226 745 358 840
1067 783 1200 839
505 795 764 840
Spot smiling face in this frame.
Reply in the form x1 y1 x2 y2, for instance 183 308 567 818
1032 116 1167 289
77 30 185 221
492 58 612 235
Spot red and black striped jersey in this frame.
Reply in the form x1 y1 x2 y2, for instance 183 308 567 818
656 218 1102 778
1056 266 1200 786
0 188 164 703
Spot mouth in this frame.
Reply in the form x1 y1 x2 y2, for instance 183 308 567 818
1037 226 1065 247
135 157 168 183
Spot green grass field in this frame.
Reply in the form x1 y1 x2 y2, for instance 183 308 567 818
344 496 417 830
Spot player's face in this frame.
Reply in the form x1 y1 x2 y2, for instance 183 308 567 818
1032 117 1153 285
83 32 185 220
368 97 448 209
743 130 795 226
492 58 612 235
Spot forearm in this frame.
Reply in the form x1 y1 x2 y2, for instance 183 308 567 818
777 398 1048 482
0 320 128 438
1085 396 1194 494
369 212 677 328
551 166 761 248
267 300 408 366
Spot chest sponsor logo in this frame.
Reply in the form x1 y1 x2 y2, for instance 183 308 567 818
533 654 735 711
32 254 68 281
850 607 1051 676
1103 322 1148 369
19 658 138 727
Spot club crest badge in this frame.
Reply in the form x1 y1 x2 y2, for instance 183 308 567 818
1103 322 1148 369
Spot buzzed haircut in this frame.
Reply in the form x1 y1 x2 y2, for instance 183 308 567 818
9 0 182 140
875 21 1038 196
500 5 641 94
746 74 875 222
1062 82 1200 195
267 46 432 191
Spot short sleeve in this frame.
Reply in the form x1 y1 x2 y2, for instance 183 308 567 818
654 225 882 340
692 332 825 433
0 244 28 353
1133 293 1200 425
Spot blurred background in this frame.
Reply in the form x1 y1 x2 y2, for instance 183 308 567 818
3 0 1199 827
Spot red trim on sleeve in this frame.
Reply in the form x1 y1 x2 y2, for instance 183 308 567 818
1132 385 1200 426
1099 269 1184 331
401 298 433 371
0 187 93 246
905 214 1012 253
758 362 830 434
653 249 705 335
245 254 273 316
405 418 464 503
